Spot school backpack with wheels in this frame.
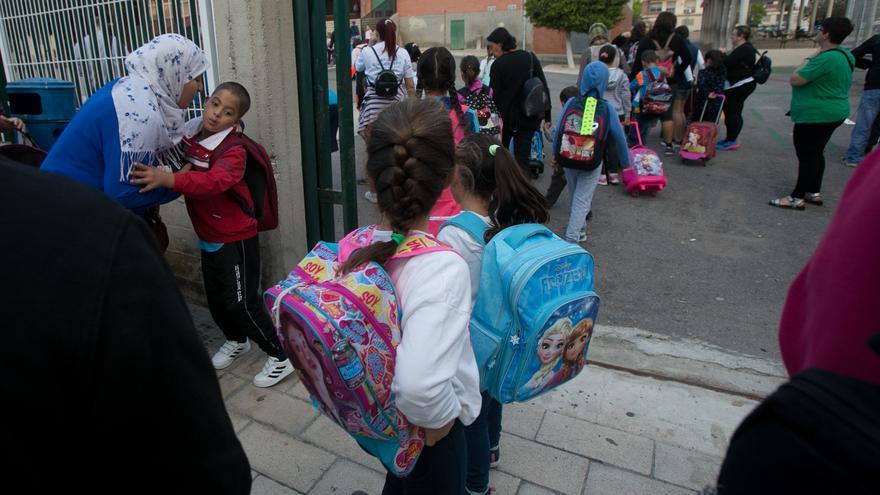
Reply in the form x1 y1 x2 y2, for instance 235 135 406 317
553 94 609 171
214 132 279 231
441 214 600 403
264 226 454 477
652 33 677 79
458 85 502 135
522 52 550 118
680 93 726 164
369 46 401 98
643 70 674 115
622 122 667 196
752 48 772 84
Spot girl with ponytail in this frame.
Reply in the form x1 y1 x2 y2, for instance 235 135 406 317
417 46 480 234
342 98 481 494
437 133 548 495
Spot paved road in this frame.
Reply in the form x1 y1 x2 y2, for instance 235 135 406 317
332 67 865 359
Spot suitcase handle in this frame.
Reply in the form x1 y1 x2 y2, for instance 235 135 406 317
699 93 726 125
623 120 643 147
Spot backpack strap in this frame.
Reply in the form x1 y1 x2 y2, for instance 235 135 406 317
369 45 386 71
829 48 855 72
212 133 257 218
337 225 453 263
664 33 675 50
440 211 488 246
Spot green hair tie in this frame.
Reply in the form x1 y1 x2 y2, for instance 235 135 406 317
489 144 500 156
390 232 406 246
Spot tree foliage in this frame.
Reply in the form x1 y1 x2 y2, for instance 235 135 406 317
749 3 768 26
524 0 629 33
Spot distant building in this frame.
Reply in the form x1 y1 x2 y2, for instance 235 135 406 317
356 0 632 56
641 0 703 32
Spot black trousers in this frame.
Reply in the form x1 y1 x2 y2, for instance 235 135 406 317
382 420 466 495
201 235 285 359
503 124 537 177
791 121 844 198
723 81 757 142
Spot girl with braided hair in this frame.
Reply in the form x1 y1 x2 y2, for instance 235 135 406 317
416 46 479 234
342 98 481 494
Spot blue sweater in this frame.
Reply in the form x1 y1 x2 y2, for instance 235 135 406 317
40 80 179 213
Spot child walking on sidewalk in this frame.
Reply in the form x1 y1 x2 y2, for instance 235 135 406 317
346 98 481 494
131 82 293 388
544 86 580 207
439 133 548 495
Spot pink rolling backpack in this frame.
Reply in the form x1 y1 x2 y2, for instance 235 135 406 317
621 122 667 196
264 226 453 476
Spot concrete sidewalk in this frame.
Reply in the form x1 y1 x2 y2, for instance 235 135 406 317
192 304 787 495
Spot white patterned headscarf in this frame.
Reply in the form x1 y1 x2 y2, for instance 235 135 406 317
111 33 208 180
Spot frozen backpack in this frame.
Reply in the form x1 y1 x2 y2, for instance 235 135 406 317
264 226 453 476
458 85 502 136
554 94 609 171
442 214 600 403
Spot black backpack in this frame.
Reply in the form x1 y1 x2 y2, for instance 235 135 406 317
522 52 550 117
369 46 401 98
458 86 502 135
752 48 772 84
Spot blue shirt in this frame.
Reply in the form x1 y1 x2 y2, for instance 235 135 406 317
40 80 179 214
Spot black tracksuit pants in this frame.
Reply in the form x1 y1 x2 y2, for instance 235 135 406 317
201 235 285 359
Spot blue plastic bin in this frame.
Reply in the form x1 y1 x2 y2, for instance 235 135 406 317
6 78 77 151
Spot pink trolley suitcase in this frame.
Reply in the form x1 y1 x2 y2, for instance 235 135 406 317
621 122 667 196
680 93 726 165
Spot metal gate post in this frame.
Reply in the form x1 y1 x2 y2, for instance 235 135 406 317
292 1 321 247
334 0 357 234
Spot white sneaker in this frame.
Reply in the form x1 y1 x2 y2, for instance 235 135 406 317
364 191 378 203
253 356 294 388
212 339 251 370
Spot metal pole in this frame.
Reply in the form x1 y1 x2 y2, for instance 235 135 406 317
334 0 357 234
809 0 820 30
311 0 335 242
292 0 320 247
796 0 807 31
738 0 749 26
826 0 835 18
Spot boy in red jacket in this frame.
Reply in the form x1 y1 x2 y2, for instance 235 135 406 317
131 82 292 388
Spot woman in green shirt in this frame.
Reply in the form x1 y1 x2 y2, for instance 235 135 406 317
770 17 855 210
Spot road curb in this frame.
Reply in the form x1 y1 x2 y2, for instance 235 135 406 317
588 325 788 400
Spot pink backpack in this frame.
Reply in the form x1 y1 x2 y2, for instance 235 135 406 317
427 103 473 233
264 226 453 476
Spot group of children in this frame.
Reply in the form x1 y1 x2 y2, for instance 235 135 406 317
119 38 729 493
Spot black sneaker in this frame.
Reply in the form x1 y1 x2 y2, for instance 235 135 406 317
663 142 674 156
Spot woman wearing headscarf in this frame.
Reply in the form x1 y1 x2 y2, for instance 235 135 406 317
41 33 208 214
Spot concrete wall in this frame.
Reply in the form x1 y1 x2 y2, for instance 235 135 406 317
397 10 533 50
163 0 308 302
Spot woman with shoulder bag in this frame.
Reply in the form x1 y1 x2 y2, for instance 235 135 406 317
718 25 759 151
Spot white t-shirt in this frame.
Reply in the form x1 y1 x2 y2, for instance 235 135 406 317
437 212 490 308
355 41 415 86
375 229 481 428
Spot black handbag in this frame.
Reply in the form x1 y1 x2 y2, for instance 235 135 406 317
521 52 550 118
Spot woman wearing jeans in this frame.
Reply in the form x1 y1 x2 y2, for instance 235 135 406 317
718 26 757 151
771 17 855 210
